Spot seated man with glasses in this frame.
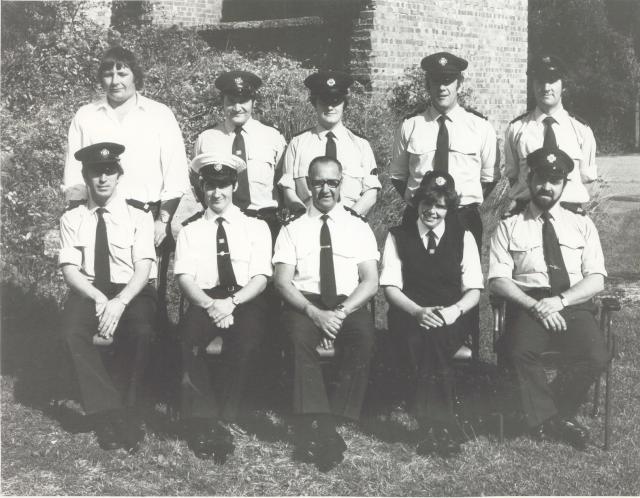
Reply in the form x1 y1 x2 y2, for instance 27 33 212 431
273 155 379 471
381 171 483 457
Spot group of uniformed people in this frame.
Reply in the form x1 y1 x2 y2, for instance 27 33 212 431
58 45 609 470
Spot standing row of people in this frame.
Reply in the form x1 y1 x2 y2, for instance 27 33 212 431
57 46 608 471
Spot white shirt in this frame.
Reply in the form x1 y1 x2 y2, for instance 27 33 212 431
64 94 190 203
194 118 287 210
279 122 381 207
391 104 498 206
59 193 157 282
273 204 379 296
504 106 597 203
488 202 607 289
174 204 272 289
380 220 484 292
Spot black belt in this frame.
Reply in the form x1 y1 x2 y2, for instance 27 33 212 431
243 207 277 219
458 203 480 212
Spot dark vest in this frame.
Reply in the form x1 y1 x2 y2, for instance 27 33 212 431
390 215 464 307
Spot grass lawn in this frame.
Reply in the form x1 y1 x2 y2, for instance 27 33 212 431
2 181 640 496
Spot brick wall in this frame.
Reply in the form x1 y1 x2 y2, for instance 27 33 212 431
151 0 223 26
353 0 528 136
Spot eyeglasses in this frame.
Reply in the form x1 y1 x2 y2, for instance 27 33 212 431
309 178 342 189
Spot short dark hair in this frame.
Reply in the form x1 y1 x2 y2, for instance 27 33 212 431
308 156 343 177
97 46 144 89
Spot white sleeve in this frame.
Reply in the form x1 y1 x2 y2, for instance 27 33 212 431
379 232 403 288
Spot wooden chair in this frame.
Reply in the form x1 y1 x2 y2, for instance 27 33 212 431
490 295 621 449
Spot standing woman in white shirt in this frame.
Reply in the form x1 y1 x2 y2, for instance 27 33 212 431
63 46 190 309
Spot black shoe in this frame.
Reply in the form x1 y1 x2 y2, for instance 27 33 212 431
416 427 461 458
553 417 590 450
95 420 123 451
116 410 145 453
416 433 439 456
314 430 346 472
529 421 554 443
186 419 235 463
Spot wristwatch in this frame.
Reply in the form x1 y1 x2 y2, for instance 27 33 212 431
335 304 346 313
230 294 240 306
559 294 569 308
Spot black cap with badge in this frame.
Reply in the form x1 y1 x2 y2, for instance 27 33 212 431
75 142 125 175
304 71 353 103
421 51 468 82
413 170 457 204
528 54 566 82
215 70 262 98
527 147 574 180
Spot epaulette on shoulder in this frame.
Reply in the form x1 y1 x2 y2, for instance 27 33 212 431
293 127 314 138
344 206 368 223
346 126 369 141
562 203 587 216
465 107 488 120
509 112 529 124
181 210 205 226
126 199 152 212
567 112 590 127
64 199 87 212
281 209 305 226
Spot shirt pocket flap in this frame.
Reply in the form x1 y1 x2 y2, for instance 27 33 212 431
110 231 134 249
558 232 584 250
229 239 251 263
449 139 478 156
407 136 435 155
508 238 542 252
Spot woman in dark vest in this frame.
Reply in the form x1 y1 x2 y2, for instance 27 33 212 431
380 171 483 457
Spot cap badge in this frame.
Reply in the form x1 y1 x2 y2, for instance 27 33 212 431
99 148 110 159
234 77 243 87
547 154 556 163
435 176 447 186
542 56 551 64
439 57 448 66
326 78 336 87
214 164 222 171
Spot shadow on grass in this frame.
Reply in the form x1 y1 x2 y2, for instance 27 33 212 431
0 281 90 432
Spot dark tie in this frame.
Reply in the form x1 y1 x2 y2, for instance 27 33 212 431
433 115 449 172
541 212 570 294
94 207 110 291
319 214 337 308
543 116 558 149
216 217 237 292
426 230 437 255
325 131 337 160
232 126 251 209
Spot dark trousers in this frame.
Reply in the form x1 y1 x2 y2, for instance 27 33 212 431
389 308 466 424
503 300 608 428
179 289 268 422
61 284 157 415
283 294 375 420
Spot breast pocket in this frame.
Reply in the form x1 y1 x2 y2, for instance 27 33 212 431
558 234 585 275
110 231 134 262
247 150 276 186
295 245 316 281
509 239 547 274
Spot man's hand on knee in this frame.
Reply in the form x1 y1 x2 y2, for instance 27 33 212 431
305 304 343 339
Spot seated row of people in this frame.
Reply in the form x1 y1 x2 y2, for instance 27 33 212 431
59 142 608 472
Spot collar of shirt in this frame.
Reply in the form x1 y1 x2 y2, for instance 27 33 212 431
223 117 257 135
314 122 346 141
525 201 562 221
417 218 446 243
308 202 347 222
426 104 461 123
533 105 568 124
86 193 130 224
96 92 148 112
204 204 243 224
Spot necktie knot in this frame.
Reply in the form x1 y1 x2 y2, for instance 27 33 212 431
321 214 329 222
97 207 107 216
216 217 225 225
234 126 244 135
326 131 335 139
543 116 556 125
541 211 552 221
438 115 447 124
